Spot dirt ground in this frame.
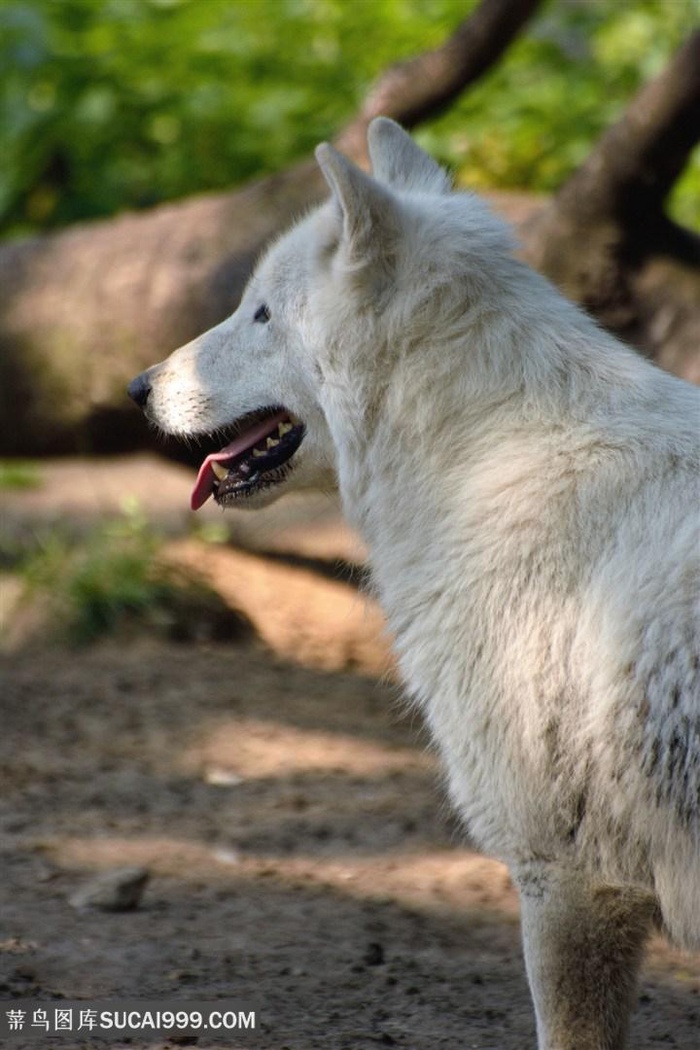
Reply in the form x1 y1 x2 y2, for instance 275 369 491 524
1 457 699 1049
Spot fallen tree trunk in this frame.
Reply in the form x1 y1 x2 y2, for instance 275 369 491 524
0 158 326 456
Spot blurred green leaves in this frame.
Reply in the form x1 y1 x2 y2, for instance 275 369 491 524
1 0 698 238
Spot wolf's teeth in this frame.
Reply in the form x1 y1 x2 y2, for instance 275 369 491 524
266 437 280 449
211 461 229 481
278 422 293 437
252 448 266 458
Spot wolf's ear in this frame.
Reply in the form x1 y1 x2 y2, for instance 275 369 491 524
368 117 451 195
315 141 401 274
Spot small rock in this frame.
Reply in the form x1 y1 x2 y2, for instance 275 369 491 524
204 767 244 787
211 846 241 866
69 866 150 912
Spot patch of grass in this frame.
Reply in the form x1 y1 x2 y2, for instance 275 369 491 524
0 460 42 491
19 505 247 646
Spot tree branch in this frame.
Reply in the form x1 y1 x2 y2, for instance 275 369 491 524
336 0 542 161
520 31 700 383
554 30 700 225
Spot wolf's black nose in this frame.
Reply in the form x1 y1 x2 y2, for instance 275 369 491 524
128 373 151 409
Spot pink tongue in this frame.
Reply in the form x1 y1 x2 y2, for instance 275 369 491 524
191 411 288 511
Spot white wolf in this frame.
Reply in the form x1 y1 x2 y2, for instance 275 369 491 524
129 118 700 1049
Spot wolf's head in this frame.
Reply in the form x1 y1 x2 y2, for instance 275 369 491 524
128 117 511 511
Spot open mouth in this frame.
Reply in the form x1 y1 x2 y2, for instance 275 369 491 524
190 406 305 510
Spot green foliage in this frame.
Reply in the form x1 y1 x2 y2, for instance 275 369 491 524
21 505 160 642
18 504 232 645
1 0 698 237
0 459 42 490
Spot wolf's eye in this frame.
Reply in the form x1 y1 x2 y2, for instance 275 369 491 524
254 304 271 324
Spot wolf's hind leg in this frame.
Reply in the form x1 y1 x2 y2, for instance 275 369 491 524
516 867 655 1050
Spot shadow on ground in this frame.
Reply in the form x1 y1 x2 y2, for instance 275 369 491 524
1 459 699 1048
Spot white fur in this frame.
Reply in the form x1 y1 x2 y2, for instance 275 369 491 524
134 118 700 1048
